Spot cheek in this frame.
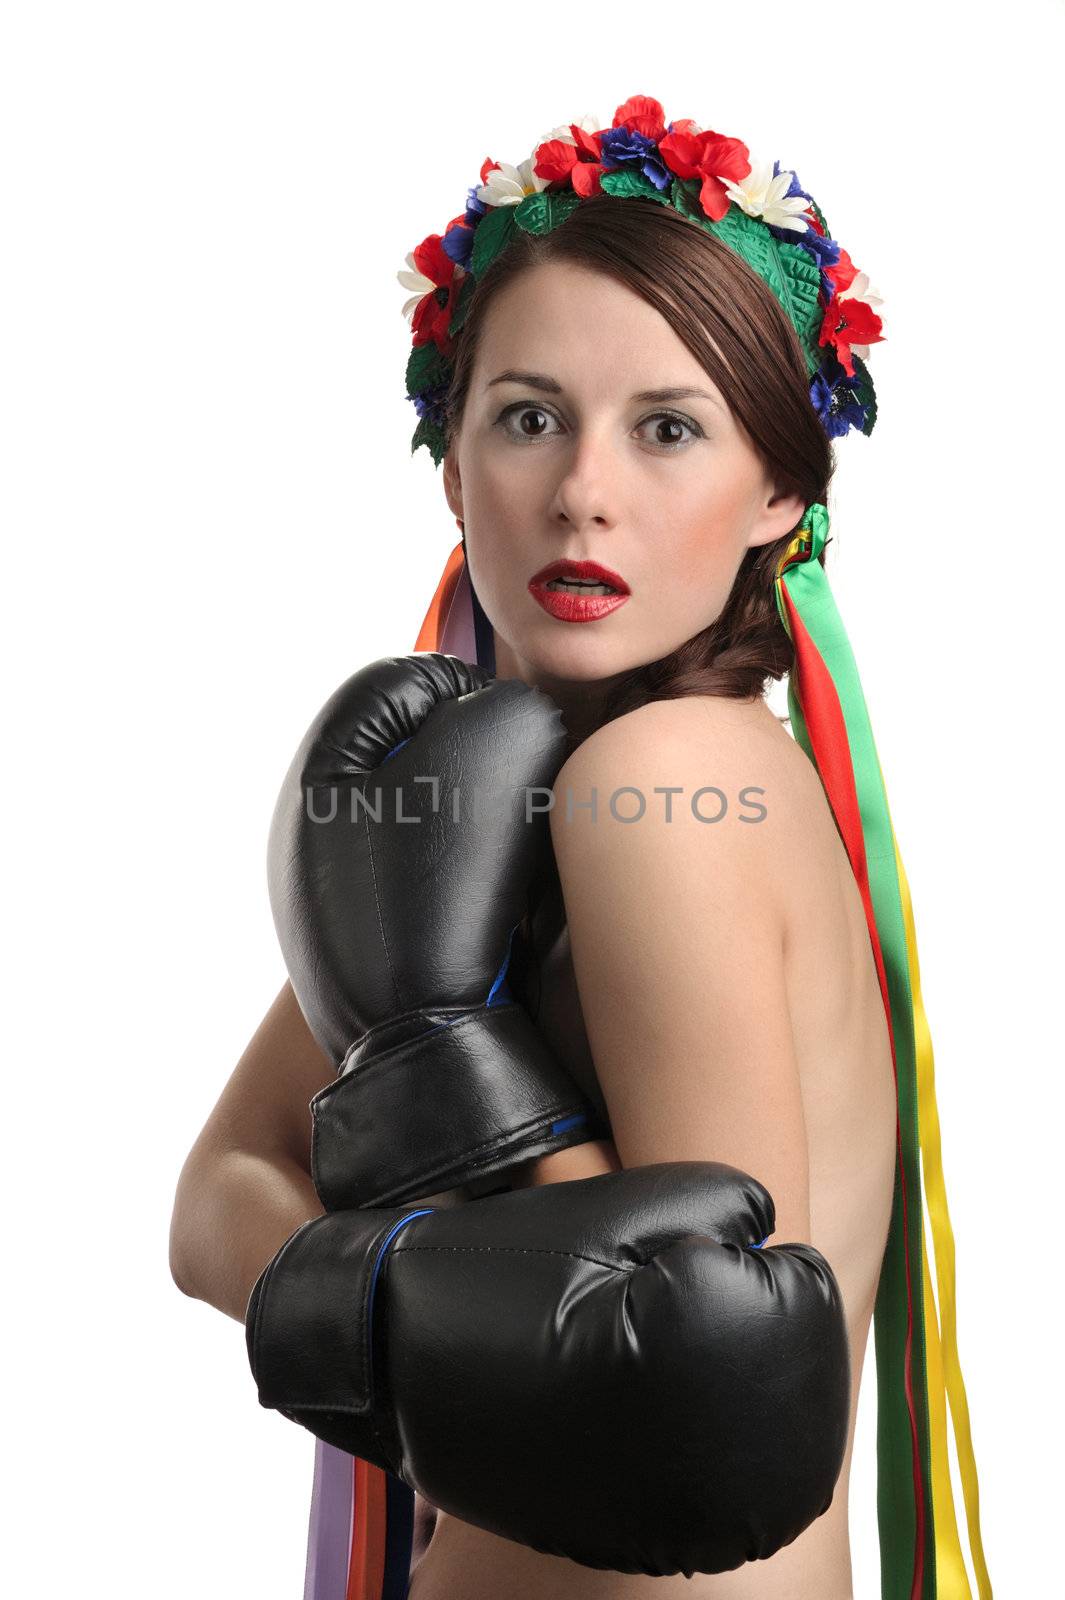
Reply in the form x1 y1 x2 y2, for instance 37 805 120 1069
662 509 738 591
464 527 530 625
463 463 536 553
633 505 746 641
668 457 758 563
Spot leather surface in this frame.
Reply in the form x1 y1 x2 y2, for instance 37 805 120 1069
312 1001 608 1208
246 1161 851 1578
265 652 604 1204
268 653 561 1060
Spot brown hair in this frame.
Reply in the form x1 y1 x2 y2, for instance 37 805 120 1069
443 194 834 726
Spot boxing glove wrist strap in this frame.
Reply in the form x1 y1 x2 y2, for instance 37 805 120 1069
311 1000 609 1208
245 1204 425 1475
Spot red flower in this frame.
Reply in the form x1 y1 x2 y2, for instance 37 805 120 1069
612 95 668 140
533 126 606 196
657 126 751 222
824 245 860 297
818 289 883 378
409 229 463 352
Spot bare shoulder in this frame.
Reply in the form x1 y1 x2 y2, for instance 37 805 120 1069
551 694 833 878
557 693 814 786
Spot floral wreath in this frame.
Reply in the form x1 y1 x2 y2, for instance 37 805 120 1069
397 94 886 465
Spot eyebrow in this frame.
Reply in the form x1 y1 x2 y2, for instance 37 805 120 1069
485 369 725 410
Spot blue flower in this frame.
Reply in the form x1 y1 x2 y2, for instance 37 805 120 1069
810 354 869 440
442 189 487 270
410 382 449 431
599 125 672 191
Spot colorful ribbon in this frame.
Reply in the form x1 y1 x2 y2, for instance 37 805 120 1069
774 502 991 1599
301 508 992 1598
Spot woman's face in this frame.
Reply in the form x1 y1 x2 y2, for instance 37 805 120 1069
443 260 806 698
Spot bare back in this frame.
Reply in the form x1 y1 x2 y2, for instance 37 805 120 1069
409 705 897 1600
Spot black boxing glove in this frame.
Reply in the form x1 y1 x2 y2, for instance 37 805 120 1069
245 1160 851 1577
267 651 610 1209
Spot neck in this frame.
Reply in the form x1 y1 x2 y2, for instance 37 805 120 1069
491 632 626 755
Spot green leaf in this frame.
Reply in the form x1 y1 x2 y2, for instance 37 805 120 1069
808 196 831 237
405 341 450 397
447 272 476 337
470 204 517 278
850 353 878 436
412 415 447 467
514 190 580 236
600 169 670 204
706 206 823 366
668 177 704 220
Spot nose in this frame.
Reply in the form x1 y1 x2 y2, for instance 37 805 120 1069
548 430 619 537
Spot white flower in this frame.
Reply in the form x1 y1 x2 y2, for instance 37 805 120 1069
396 254 467 324
721 158 811 234
397 250 437 322
838 268 883 310
536 112 601 147
475 155 553 208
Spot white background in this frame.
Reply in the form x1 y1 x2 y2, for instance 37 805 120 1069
3 4 1059 1595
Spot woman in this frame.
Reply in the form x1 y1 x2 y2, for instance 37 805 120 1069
406 181 892 1600
170 97 988 1600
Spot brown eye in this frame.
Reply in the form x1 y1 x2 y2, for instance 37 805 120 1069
517 408 550 438
496 403 560 441
636 413 700 449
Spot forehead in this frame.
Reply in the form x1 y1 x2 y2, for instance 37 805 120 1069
474 260 706 382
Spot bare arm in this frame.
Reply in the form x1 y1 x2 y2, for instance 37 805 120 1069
518 699 812 1241
169 979 335 1322
170 1147 324 1323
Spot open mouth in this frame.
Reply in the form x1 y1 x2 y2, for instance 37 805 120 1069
527 567 631 624
544 578 620 596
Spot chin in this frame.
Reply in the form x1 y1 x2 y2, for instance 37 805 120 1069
520 631 642 687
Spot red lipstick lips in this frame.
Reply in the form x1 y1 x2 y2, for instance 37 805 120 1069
528 558 631 624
